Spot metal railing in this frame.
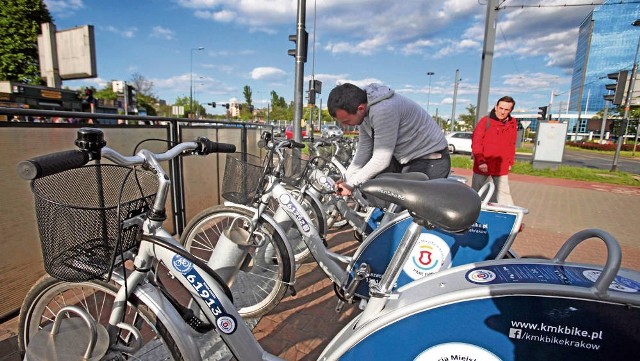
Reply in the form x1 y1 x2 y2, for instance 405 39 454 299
0 107 272 319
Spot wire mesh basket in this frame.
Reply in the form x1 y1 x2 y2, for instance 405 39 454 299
281 150 309 184
316 145 335 160
30 165 157 282
335 147 352 166
221 153 264 205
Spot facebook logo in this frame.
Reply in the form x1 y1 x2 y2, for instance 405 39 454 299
509 328 522 339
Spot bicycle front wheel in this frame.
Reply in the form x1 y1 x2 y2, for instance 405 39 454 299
181 205 293 318
18 275 183 360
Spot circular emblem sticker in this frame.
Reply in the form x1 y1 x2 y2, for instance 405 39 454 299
279 193 291 204
216 315 237 334
402 233 452 280
582 269 639 293
172 255 193 275
467 269 497 283
415 342 501 361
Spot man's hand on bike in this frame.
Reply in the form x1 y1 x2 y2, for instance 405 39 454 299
336 180 353 196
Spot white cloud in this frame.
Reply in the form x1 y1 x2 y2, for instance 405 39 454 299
151 26 175 40
334 78 384 88
104 25 137 38
43 0 84 16
174 0 600 73
251 67 287 81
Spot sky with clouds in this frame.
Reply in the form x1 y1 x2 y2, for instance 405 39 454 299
45 0 606 118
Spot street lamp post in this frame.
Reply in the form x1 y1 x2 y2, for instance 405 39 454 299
194 77 204 119
450 69 460 133
190 46 204 117
612 20 640 171
426 71 435 115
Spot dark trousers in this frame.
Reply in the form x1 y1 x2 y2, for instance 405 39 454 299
367 149 451 209
384 148 451 179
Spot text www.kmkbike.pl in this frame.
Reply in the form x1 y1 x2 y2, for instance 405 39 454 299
508 321 602 350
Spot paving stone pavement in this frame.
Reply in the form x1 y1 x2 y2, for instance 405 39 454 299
1 169 638 360
254 168 640 360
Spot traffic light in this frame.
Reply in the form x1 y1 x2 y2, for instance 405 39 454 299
288 31 308 62
126 84 137 108
224 103 230 109
537 106 547 121
603 70 629 105
307 79 322 105
208 101 216 108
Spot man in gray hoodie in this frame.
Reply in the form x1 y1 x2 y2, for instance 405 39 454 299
328 83 450 196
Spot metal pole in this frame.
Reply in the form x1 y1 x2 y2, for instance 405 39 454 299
633 119 639 155
600 100 610 143
476 0 499 126
450 69 460 133
190 50 193 117
426 72 434 114
292 0 307 142
190 47 204 118
612 33 640 171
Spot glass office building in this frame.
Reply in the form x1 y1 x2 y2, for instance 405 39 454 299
569 0 640 133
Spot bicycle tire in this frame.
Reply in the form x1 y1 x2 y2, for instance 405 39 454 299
18 275 184 360
180 205 292 318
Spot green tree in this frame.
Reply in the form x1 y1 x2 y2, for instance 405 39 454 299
459 104 476 131
130 73 157 116
0 0 53 84
130 72 154 97
270 90 287 109
243 85 253 108
94 82 116 100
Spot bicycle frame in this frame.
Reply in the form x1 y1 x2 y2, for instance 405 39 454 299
222 170 352 286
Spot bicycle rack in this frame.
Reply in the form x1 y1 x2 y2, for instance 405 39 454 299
25 305 110 361
552 228 622 297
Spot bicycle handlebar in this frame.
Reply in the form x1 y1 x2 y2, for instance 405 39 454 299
195 136 236 155
17 128 236 180
17 149 91 180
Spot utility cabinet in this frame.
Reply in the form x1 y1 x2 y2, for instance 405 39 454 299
532 121 568 169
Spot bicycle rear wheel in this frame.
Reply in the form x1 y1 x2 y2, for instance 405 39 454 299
181 205 293 318
18 275 183 360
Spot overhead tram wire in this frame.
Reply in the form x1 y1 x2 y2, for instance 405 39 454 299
498 1 640 10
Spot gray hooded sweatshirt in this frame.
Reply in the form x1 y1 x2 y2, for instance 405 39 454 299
345 83 447 187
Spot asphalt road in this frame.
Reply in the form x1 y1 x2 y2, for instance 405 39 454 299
515 148 640 174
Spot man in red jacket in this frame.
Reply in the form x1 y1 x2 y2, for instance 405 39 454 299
471 96 518 205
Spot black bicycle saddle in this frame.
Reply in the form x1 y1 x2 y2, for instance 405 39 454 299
360 178 480 232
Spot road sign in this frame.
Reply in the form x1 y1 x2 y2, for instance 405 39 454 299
172 105 184 116
520 120 531 129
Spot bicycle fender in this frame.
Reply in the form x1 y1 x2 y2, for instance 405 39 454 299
302 189 328 232
222 202 297 285
111 273 203 361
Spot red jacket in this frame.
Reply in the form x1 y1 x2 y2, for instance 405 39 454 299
471 113 518 176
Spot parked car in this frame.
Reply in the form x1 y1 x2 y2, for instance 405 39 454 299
445 131 473 153
285 125 307 140
321 124 344 138
272 125 285 137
